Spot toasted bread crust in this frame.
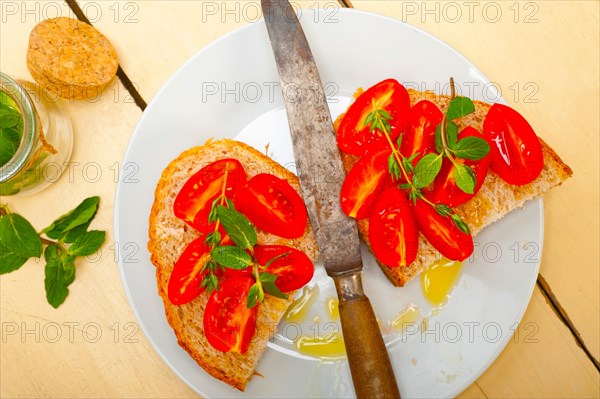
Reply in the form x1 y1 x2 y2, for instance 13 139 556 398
339 89 573 286
148 139 317 391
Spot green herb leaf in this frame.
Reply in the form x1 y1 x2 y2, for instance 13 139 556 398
216 205 257 249
262 281 288 300
413 153 443 189
451 213 471 234
446 121 459 149
402 156 415 174
379 109 392 121
258 272 278 283
42 197 100 240
44 245 75 308
0 213 42 270
388 154 401 180
451 136 490 160
435 124 444 153
363 110 375 129
0 131 18 166
61 220 92 244
0 107 21 128
0 241 28 274
200 273 219 293
67 230 105 257
204 230 222 246
446 97 475 121
435 204 453 217
247 283 262 308
210 246 252 270
453 163 476 194
396 133 403 149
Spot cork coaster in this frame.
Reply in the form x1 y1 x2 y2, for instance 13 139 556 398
27 17 118 100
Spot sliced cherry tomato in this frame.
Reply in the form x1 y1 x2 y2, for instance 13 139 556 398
222 266 252 280
412 199 473 261
254 245 314 292
369 186 419 268
337 79 411 156
400 100 443 165
167 238 211 305
174 159 247 230
483 103 543 185
203 276 257 354
427 126 491 207
340 149 393 219
234 173 307 239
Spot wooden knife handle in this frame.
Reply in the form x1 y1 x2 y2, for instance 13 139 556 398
334 274 401 399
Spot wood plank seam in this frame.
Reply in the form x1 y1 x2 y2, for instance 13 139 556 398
64 0 148 111
537 274 600 372
337 0 354 8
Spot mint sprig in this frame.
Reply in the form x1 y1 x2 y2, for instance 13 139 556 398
199 194 289 308
362 79 474 234
0 197 105 308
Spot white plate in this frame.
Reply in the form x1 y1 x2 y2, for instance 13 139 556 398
114 9 542 399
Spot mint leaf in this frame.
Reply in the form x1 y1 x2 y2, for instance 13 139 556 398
61 220 91 244
452 136 490 160
258 271 278 283
204 230 221 246
446 121 459 149
387 154 401 180
43 197 100 240
454 163 476 194
446 97 475 121
210 246 252 270
0 241 28 274
216 205 256 249
435 204 452 217
44 245 75 308
0 213 42 265
263 281 288 299
451 214 471 234
0 132 18 165
200 273 219 293
0 108 21 128
247 283 262 308
435 124 443 153
67 230 105 256
413 153 443 189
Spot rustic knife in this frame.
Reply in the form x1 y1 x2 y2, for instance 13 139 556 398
260 1 401 398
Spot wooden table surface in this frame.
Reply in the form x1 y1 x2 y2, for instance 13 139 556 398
1 1 598 397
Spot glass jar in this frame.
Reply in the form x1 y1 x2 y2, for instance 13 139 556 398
0 73 73 196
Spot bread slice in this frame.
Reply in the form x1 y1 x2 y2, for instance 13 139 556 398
336 88 573 286
148 139 317 391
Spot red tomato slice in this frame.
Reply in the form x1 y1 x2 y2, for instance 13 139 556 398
400 100 443 165
174 159 247 230
483 103 543 185
368 186 419 268
203 276 257 354
234 174 307 239
337 79 411 156
427 126 491 207
412 199 473 261
167 238 211 305
254 245 314 292
340 149 393 219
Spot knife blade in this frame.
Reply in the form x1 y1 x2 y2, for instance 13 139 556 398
261 1 401 398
